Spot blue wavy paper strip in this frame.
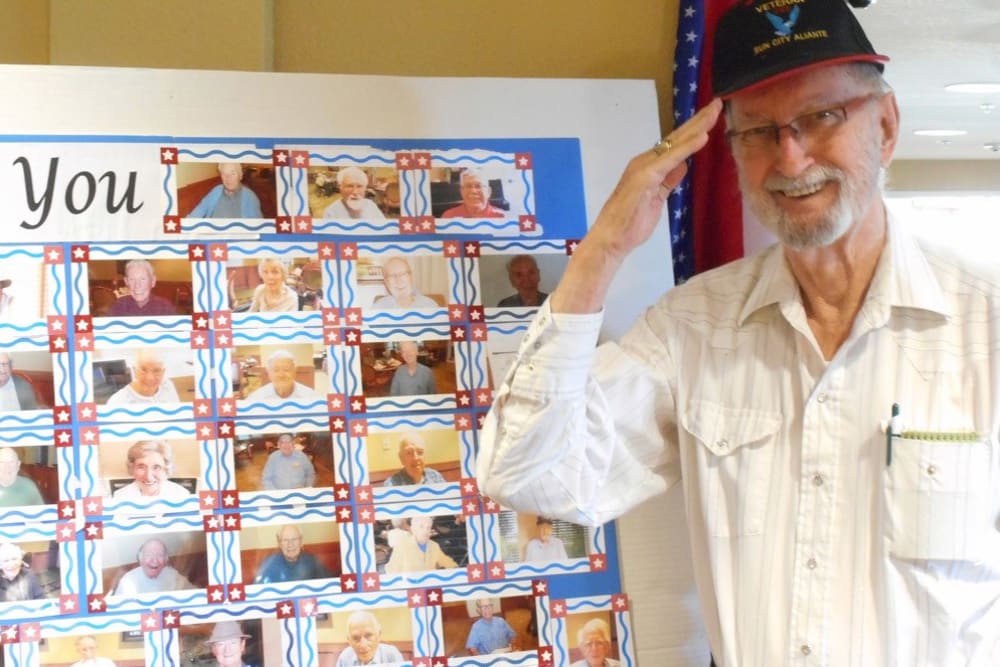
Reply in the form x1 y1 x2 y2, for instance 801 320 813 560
92 244 189 257
484 512 498 562
309 153 394 165
279 162 292 216
363 326 449 339
480 239 565 252
377 486 453 502
620 616 636 667
488 310 535 322
467 342 484 389
184 220 272 233
448 260 462 303
417 169 428 214
487 324 531 336
311 220 397 233
463 259 478 304
357 523 372 572
282 619 297 667
301 617 316 667
194 259 210 312
102 405 188 420
92 331 188 346
252 580 342 597
369 396 451 411
520 169 534 214
178 148 271 161
229 242 318 257
294 167 306 217
99 424 192 438
357 242 440 255
436 219 516 232
566 598 609 612
210 530 225 584
424 604 439 654
430 154 513 166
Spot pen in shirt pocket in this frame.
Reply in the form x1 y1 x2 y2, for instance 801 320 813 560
885 403 901 467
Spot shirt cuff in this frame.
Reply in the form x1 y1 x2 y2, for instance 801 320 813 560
509 299 603 397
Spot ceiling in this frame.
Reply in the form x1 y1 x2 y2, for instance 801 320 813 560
854 0 1000 160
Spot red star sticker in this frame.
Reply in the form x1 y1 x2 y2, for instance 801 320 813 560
207 585 225 603
46 315 67 334
215 329 233 349
214 311 231 328
43 246 63 264
319 242 335 258
189 331 210 349
188 244 207 262
343 328 362 346
448 305 467 322
199 491 219 510
475 389 493 406
549 600 567 618
160 147 178 164
361 573 381 591
83 496 103 515
450 326 467 341
163 610 180 628
276 600 296 618
413 152 431 168
399 217 416 233
141 612 161 631
66 244 87 262
54 430 72 448
355 486 371 502
455 414 473 431
83 522 103 540
566 240 580 255
443 241 460 257
329 416 346 433
222 491 239 507
196 422 216 440
487 561 506 580
538 645 555 666
425 588 443 606
336 506 353 522
334 484 351 501
48 335 67 353
589 554 607 571
218 398 236 416
272 149 289 165
291 150 309 168
460 478 479 496
515 152 533 169
612 593 630 610
418 216 436 233
73 315 92 332
276 216 292 233
75 401 97 421
519 215 538 232
210 243 228 261
532 579 549 596
355 504 375 524
340 574 358 591
349 395 367 413
467 565 484 581
327 394 346 412
57 500 76 519
87 594 106 613
468 305 485 322
60 594 78 613
395 152 414 170
339 243 358 260
471 324 488 341
54 407 72 424
407 589 427 608
294 216 313 233
349 419 368 436
298 598 318 617
162 216 181 233
463 241 480 257
56 522 75 542
75 334 93 351
228 583 245 601
203 515 222 532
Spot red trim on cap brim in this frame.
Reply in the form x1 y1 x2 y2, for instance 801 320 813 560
720 54 890 100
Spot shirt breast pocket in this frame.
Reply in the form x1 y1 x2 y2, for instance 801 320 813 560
885 434 993 561
682 400 782 538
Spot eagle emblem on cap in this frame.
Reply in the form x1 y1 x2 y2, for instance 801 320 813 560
766 6 801 36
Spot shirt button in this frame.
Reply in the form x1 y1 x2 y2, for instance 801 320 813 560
717 439 729 450
926 465 937 476
811 474 824 487
817 393 828 403
534 341 541 350
801 644 812 656
806 558 817 570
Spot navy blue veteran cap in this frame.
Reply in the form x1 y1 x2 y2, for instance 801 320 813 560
712 0 889 98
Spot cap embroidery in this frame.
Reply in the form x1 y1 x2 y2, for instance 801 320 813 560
765 6 800 36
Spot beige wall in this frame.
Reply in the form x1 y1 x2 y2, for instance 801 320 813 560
1 0 678 135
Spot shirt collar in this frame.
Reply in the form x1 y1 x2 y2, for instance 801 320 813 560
737 210 950 326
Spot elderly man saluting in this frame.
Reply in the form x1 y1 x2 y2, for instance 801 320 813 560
477 2 1000 666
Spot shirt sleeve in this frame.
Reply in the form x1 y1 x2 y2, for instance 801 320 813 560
475 300 679 527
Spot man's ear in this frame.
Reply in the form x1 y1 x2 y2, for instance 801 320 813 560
878 91 900 166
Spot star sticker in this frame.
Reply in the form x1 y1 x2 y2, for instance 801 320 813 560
229 586 243 600
469 310 482 321
212 245 226 258
190 246 205 259
451 307 464 319
468 566 484 580
164 612 177 626
491 564 502 577
274 151 288 163
518 155 530 167
445 243 459 256
280 603 293 616
346 330 358 342
332 417 345 430
47 248 61 262
359 507 372 521
463 481 475 494
223 493 237 506
85 523 100 537
62 595 77 611
161 148 175 162
541 648 553 662
75 318 89 331
217 332 230 346
427 590 440 603
216 313 230 327
399 156 411 167
293 153 306 165
210 588 224 601
465 243 477 255
457 416 470 428
553 602 564 614
3 627 16 640
193 333 206 346
50 318 65 332
320 244 334 257
86 499 99 513
89 597 104 611
202 494 215 507
342 576 357 590
164 219 179 232
410 592 422 605
402 220 414 232
195 315 209 328
484 499 497 511
329 395 344 409
56 409 70 423
534 580 548 594
338 507 351 520
336 487 349 500
472 328 485 340
356 488 370 501
80 404 94 419
144 614 158 629
279 219 292 231
417 155 428 166
77 335 92 349
225 514 239 527
459 394 471 406
51 336 66 350
342 245 355 258
453 327 465 339
352 422 365 435
364 575 377 589
197 402 209 415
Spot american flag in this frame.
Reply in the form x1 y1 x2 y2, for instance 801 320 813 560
668 0 744 283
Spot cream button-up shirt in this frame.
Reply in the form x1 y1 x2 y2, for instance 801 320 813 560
477 216 1000 666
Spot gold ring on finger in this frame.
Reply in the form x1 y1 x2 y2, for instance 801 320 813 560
652 137 673 156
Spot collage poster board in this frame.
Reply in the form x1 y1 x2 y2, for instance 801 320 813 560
0 65 674 667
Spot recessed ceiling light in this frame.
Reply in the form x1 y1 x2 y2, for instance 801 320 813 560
945 82 1000 94
913 129 967 137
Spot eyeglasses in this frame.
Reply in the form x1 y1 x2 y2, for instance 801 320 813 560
725 95 880 152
